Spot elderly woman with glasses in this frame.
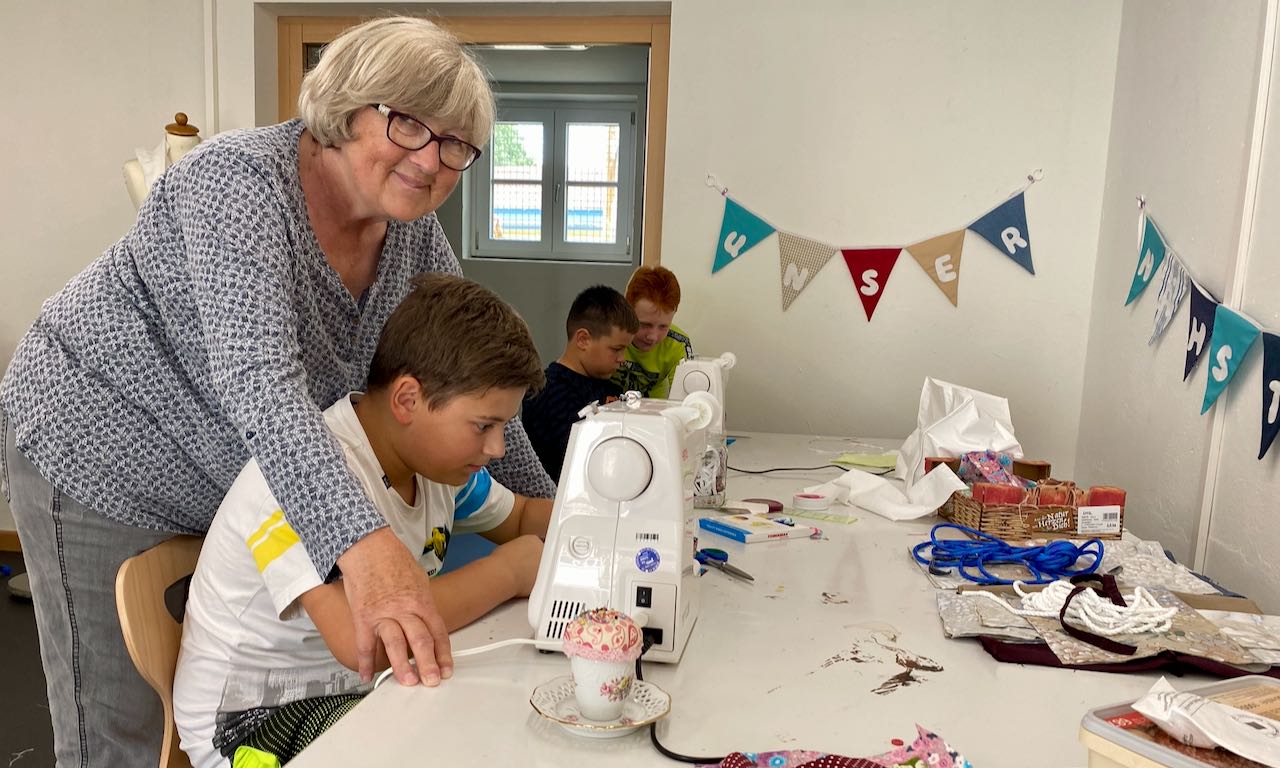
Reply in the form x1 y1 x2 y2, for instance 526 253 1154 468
1 16 553 766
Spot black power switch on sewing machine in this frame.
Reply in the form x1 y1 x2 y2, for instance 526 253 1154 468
635 585 653 608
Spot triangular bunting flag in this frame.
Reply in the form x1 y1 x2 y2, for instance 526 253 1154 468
906 230 966 306
712 197 776 273
841 248 903 321
1201 305 1260 414
1149 254 1189 345
1185 282 1218 381
968 193 1034 274
1261 334 1280 459
1126 215 1168 305
777 232 836 311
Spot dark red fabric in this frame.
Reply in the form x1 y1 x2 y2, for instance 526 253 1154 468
977 636 1280 679
1057 575 1138 656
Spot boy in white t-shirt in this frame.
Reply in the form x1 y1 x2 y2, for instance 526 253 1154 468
174 274 553 768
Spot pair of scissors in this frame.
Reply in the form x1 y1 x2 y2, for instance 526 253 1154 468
695 548 754 582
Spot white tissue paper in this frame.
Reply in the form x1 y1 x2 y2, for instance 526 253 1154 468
135 140 168 192
1132 678 1280 766
804 464 966 522
894 378 1023 489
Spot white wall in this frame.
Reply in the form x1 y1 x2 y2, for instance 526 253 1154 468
1074 2 1271 599
1201 10 1280 610
661 0 1120 476
0 0 206 531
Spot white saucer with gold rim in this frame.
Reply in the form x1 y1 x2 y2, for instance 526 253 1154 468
530 675 671 739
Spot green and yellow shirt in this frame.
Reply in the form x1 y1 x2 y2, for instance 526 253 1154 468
611 324 693 398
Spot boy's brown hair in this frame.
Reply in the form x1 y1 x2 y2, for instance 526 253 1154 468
566 285 639 340
624 265 681 313
368 273 544 407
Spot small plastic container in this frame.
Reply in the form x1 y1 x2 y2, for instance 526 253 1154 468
1079 675 1280 767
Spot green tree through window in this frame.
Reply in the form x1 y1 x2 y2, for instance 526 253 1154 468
492 123 535 166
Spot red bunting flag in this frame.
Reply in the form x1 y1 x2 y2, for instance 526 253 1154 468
841 248 903 321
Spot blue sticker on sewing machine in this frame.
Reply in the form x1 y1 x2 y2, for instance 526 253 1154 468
636 547 660 573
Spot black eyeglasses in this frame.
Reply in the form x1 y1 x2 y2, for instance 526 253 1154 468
373 104 482 172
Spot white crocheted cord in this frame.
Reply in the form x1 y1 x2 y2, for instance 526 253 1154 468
970 580 1178 636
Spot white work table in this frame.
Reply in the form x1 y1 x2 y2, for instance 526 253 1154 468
292 433 1201 767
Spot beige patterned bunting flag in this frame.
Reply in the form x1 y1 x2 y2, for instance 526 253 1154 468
777 231 837 311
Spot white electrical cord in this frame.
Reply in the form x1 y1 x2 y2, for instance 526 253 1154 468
373 638 541 689
970 580 1178 636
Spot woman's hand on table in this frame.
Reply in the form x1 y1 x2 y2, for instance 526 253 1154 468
338 527 454 686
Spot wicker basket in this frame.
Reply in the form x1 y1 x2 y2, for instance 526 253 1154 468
937 491 1124 541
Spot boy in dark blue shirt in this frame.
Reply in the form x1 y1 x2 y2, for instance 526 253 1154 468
522 286 639 481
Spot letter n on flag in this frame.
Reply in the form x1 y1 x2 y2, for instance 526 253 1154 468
777 232 836 311
968 192 1034 275
841 248 902 321
1126 215 1168 305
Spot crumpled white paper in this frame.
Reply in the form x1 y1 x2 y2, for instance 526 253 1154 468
894 378 1023 489
1132 677 1280 766
804 464 967 521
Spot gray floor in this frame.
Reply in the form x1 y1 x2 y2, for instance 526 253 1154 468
1 552 53 767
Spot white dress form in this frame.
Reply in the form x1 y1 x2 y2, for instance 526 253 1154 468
123 113 203 209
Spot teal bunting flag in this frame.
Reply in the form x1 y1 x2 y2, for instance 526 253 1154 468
1126 216 1168 306
1201 305 1261 414
968 193 1034 274
712 197 776 273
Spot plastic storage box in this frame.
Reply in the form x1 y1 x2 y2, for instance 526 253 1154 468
1079 675 1280 767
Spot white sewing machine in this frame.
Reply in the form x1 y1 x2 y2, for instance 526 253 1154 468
528 391 718 663
668 352 736 507
668 352 736 435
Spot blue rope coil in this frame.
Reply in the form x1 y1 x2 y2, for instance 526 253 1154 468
912 523 1104 585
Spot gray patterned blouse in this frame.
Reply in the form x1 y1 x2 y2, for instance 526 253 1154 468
1 119 554 575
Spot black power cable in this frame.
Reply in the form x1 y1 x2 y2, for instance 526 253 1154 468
636 638 727 764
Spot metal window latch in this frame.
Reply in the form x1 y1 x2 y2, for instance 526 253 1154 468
554 183 562 202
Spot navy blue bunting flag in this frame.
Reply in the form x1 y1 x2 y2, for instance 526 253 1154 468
968 193 1034 275
1261 333 1280 460
1185 282 1219 381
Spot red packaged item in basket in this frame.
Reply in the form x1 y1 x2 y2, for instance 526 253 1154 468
1086 486 1127 508
972 482 1026 505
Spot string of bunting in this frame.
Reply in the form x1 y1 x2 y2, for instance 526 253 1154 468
706 170 1042 317
1125 198 1280 460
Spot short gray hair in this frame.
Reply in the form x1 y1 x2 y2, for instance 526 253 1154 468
298 16 495 148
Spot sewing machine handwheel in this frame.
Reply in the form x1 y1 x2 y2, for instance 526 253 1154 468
681 370 712 393
587 437 653 501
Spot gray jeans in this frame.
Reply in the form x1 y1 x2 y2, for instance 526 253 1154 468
4 419 175 767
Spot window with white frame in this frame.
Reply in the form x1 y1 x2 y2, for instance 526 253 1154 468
470 97 638 262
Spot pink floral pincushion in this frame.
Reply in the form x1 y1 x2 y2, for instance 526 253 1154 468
562 608 642 663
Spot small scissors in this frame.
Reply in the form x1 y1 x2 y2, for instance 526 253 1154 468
695 548 754 582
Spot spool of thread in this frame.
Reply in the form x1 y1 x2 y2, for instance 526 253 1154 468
740 497 784 514
792 492 831 512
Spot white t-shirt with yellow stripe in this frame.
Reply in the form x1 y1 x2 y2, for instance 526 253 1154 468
174 393 514 768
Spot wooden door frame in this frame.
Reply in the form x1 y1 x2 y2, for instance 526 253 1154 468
278 15 670 265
